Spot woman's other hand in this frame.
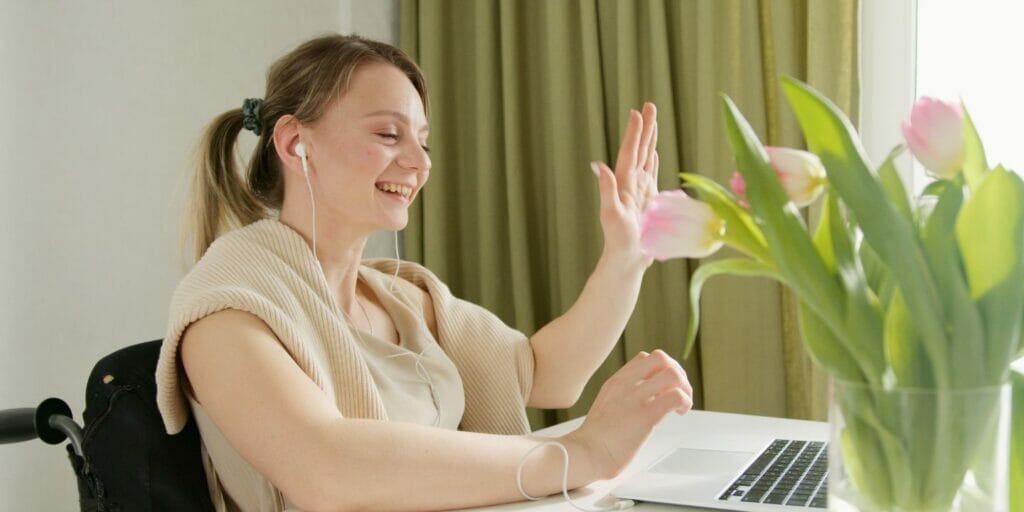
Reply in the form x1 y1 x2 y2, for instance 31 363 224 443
564 349 693 480
591 103 659 270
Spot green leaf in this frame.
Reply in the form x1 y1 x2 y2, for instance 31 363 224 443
921 182 985 386
977 277 1024 383
877 145 913 223
957 167 1024 382
812 191 837 274
1012 367 1024 511
679 173 770 262
961 103 989 191
839 416 894 507
859 241 895 310
796 300 864 383
921 179 950 198
884 288 931 386
683 258 780 358
826 188 857 282
825 192 886 384
719 94 846 336
810 193 885 382
955 166 1024 299
781 76 951 388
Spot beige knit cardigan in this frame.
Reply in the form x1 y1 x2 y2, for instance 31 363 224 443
156 219 535 436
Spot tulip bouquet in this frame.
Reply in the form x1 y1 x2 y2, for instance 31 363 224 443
641 77 1024 510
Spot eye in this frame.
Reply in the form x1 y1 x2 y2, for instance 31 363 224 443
377 133 399 141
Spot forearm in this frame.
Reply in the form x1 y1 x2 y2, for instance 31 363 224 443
528 249 646 408
291 419 601 512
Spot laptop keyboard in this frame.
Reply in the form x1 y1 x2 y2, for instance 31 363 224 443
717 439 828 508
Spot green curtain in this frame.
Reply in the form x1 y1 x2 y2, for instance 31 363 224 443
400 0 858 428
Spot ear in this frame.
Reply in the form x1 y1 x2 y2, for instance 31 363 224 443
272 115 307 176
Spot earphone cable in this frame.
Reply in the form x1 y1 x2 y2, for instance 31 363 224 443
301 153 318 272
516 441 634 511
390 230 401 292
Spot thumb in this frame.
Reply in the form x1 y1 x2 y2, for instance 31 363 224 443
591 161 620 213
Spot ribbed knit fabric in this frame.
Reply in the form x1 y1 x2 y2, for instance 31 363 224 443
156 219 535 437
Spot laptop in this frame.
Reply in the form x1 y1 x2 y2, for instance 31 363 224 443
611 438 830 511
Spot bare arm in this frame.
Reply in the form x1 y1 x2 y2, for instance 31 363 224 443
181 309 690 512
527 252 644 408
529 104 660 408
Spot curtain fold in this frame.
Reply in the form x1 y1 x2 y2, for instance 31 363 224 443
400 0 858 427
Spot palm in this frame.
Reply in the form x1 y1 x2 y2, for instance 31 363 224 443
593 103 660 268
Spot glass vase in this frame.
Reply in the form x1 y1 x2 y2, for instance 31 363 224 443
828 379 1011 512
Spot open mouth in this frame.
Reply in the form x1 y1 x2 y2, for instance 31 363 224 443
375 182 413 200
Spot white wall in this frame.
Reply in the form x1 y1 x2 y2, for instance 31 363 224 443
859 0 917 185
0 1 398 509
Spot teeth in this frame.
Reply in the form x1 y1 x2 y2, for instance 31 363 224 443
377 183 412 198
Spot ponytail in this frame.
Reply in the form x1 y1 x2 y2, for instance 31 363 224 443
183 109 268 263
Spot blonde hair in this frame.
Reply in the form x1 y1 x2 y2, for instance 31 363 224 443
184 34 427 263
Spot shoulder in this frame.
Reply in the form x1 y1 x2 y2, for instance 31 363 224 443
172 220 320 311
180 309 278 392
193 219 310 275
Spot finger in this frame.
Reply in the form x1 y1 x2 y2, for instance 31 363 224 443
639 365 692 412
623 350 651 370
646 388 692 421
640 349 675 380
662 356 693 398
635 367 686 400
639 155 658 213
638 351 692 409
614 110 643 198
592 161 622 214
608 350 654 386
652 150 660 186
644 118 658 173
671 388 694 415
638 103 657 172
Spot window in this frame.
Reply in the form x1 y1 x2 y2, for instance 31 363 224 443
916 0 1024 191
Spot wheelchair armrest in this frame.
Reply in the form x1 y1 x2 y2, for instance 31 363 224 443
0 398 83 455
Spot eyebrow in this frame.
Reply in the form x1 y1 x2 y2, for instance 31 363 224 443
362 110 430 133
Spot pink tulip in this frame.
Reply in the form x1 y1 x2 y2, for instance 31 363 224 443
640 190 725 261
765 147 827 207
729 170 747 196
730 172 750 209
901 97 965 179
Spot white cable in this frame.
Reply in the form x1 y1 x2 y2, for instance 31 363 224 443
516 441 635 511
386 343 442 427
301 154 319 273
387 229 399 292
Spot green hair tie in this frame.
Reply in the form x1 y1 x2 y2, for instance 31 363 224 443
241 98 263 135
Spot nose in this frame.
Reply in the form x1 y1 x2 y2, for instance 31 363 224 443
397 140 431 173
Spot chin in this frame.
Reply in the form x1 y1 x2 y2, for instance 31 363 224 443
379 215 408 232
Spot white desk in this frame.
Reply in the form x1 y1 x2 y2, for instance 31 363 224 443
462 410 828 511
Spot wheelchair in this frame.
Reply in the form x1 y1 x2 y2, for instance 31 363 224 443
1 340 215 511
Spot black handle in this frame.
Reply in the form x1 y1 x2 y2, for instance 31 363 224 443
0 398 73 445
0 408 36 443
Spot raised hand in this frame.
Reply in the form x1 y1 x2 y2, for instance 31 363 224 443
591 103 660 269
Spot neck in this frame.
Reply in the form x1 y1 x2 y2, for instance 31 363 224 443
277 209 370 315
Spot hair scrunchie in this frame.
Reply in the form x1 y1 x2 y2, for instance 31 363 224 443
241 98 263 135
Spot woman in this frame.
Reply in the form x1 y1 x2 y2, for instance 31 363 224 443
155 34 692 512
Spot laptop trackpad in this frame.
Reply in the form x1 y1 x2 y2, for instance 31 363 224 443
651 448 754 477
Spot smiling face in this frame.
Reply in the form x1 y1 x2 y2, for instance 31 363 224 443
299 61 431 234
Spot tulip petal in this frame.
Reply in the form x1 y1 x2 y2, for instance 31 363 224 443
640 190 725 260
902 97 965 179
